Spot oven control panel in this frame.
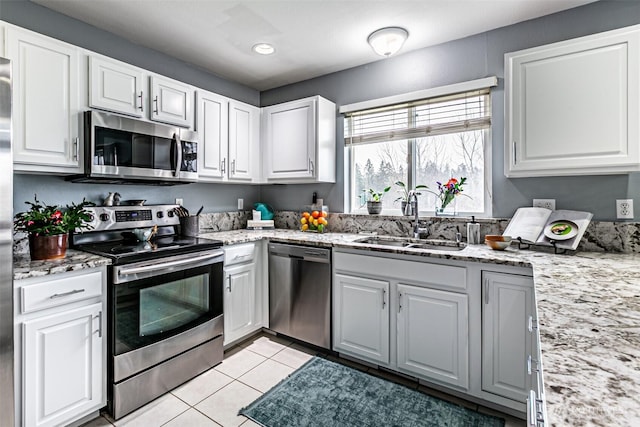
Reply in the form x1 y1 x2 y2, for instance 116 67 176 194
81 205 181 231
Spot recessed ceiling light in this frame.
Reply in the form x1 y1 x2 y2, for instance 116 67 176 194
252 43 275 55
367 27 409 57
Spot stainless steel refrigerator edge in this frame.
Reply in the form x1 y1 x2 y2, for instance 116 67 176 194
0 57 15 427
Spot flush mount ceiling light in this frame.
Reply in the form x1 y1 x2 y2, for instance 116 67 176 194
367 26 409 57
252 43 275 55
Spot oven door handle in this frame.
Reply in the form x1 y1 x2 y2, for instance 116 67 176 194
173 133 183 178
118 251 223 276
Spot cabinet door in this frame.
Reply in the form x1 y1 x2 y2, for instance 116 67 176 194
7 28 81 171
89 56 144 117
482 271 533 401
229 100 259 181
23 302 104 427
333 273 389 364
150 76 192 127
264 98 315 180
397 284 469 389
196 90 229 180
505 26 640 177
223 262 258 345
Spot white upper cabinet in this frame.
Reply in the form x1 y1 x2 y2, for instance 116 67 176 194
197 90 229 180
505 25 640 177
262 95 336 183
150 75 193 127
196 91 259 182
89 56 145 117
229 100 260 181
7 27 82 173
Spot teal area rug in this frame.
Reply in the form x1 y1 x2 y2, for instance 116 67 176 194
240 357 504 427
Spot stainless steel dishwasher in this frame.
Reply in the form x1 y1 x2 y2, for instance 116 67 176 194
268 243 331 349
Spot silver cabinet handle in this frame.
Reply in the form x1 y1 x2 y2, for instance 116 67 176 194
528 316 538 332
232 253 252 261
221 158 226 174
50 288 85 299
382 289 386 309
138 91 144 111
308 158 314 175
398 291 402 312
226 276 231 292
513 141 517 165
527 355 532 375
153 96 159 114
94 311 103 338
231 159 236 174
527 390 537 427
73 137 79 161
484 279 489 304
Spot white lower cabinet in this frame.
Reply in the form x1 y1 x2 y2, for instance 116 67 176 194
397 284 468 389
23 303 103 427
15 267 106 427
223 242 264 346
481 271 534 402
333 273 389 364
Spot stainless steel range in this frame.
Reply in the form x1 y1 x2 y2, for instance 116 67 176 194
72 204 224 419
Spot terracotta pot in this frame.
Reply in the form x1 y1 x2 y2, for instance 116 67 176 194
28 233 68 261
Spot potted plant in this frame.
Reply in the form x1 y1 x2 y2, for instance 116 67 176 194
14 195 94 260
363 187 390 214
394 181 428 215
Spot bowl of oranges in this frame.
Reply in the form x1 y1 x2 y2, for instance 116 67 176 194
300 207 329 233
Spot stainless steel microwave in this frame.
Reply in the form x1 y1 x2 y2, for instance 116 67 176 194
69 110 197 185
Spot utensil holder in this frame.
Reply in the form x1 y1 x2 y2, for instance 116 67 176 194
179 216 199 237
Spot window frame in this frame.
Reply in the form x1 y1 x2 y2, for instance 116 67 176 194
341 78 496 217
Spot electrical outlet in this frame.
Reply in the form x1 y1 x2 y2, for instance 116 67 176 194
175 198 184 206
533 199 556 210
616 199 634 219
237 198 244 210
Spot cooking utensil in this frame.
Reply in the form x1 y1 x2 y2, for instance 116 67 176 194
195 206 204 216
173 206 189 217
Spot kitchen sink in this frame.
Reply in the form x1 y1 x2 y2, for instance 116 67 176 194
354 236 466 251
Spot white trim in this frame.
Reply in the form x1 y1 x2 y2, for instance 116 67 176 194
339 76 498 114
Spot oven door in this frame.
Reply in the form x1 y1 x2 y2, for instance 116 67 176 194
111 250 223 382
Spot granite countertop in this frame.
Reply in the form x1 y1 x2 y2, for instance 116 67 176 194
13 229 639 425
201 229 640 427
13 249 112 281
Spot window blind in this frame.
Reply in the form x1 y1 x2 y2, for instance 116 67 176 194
344 88 491 145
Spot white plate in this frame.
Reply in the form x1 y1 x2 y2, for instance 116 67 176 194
543 220 578 241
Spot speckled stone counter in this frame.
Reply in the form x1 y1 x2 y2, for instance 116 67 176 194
201 229 640 427
13 249 112 280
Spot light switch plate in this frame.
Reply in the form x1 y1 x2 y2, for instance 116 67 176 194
175 198 184 206
533 199 556 210
238 198 244 210
616 199 634 219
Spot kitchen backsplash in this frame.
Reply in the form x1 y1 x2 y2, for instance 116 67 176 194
13 211 640 255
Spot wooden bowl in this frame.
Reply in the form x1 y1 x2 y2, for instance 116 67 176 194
485 235 512 250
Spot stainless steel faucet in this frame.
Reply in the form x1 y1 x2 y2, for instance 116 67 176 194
408 190 430 239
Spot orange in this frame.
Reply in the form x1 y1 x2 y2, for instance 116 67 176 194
321 211 328 217
302 211 310 218
311 210 320 219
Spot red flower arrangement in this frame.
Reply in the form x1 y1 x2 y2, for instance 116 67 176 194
14 195 94 236
430 177 468 209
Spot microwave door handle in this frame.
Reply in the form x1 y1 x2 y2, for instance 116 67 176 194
173 133 182 177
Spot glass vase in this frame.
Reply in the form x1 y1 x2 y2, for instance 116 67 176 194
435 199 457 216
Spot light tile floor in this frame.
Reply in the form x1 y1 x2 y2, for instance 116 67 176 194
83 332 524 427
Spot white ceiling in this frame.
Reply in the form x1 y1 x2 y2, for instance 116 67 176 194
34 0 596 91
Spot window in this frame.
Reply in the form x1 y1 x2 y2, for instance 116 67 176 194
344 85 493 215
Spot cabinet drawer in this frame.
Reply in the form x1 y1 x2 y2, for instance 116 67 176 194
21 270 103 314
224 243 256 266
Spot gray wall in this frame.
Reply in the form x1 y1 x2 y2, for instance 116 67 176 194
261 0 640 221
2 0 263 214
